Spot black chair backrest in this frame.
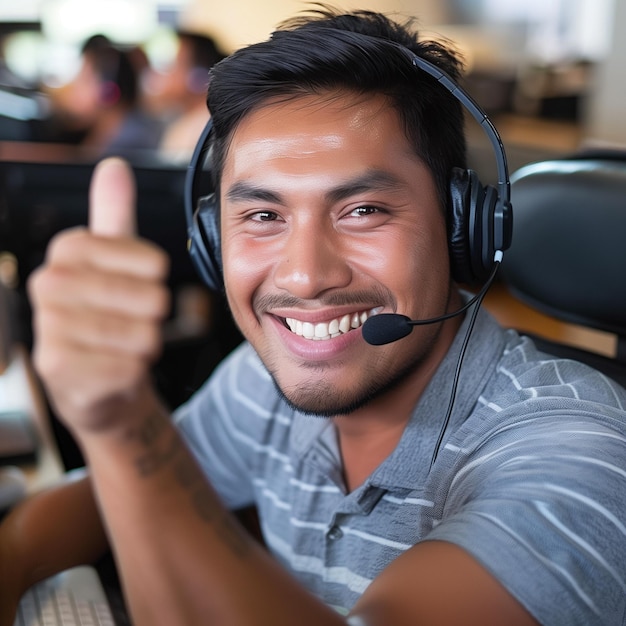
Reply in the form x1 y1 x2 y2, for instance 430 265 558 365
499 156 626 384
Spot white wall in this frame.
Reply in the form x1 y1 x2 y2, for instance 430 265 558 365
178 0 451 51
584 0 626 147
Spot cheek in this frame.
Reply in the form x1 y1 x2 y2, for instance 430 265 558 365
366 223 447 277
222 238 269 322
385 219 451 306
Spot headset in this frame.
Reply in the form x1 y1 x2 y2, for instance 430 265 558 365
184 37 513 293
183 34 514 466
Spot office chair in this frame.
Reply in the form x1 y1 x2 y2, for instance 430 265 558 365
498 154 626 388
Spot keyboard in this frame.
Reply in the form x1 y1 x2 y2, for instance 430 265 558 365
14 566 117 626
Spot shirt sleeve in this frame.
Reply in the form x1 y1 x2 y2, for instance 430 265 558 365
173 343 263 510
426 408 626 626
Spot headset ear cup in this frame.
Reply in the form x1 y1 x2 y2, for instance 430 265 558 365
478 185 498 280
188 193 224 292
448 167 499 286
448 167 474 285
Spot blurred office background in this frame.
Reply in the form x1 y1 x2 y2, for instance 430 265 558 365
0 0 623 468
1 0 624 334
1 0 624 317
0 0 623 152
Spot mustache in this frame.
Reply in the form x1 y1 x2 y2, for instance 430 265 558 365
254 287 396 315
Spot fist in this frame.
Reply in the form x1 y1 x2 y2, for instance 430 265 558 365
28 158 171 433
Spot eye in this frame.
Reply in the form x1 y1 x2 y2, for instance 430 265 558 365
250 210 279 222
350 205 383 217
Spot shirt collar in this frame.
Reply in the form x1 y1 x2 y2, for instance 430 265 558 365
288 304 508 492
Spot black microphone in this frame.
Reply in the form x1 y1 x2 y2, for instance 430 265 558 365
362 259 502 346
363 314 414 345
363 311 456 345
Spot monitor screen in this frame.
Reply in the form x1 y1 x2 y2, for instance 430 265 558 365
0 158 199 291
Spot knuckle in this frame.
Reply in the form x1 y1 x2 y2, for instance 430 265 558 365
26 267 44 301
37 306 69 335
153 285 172 318
46 227 87 261
32 342 64 381
152 246 170 279
127 321 161 360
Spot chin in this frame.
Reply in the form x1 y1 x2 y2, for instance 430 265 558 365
271 374 394 418
269 345 433 418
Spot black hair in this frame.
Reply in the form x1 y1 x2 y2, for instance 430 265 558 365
206 6 467 211
81 34 138 107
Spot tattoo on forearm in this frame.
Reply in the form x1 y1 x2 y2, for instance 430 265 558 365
132 412 251 558
136 411 166 447
135 431 180 475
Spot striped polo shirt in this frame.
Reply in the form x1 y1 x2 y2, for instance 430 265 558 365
174 307 626 625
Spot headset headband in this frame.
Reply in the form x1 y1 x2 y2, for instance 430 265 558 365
184 31 513 287
402 48 511 250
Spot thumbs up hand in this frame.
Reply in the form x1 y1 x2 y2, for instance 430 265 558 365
29 158 170 435
89 157 137 237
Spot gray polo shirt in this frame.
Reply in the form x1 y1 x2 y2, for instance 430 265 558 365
175 307 626 625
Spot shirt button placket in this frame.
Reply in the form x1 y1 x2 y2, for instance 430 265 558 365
327 524 344 541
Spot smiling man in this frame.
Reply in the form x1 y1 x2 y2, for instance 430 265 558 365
221 92 457 422
2 7 626 626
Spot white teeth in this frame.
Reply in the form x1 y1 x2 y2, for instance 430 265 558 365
284 308 380 341
314 323 327 338
339 314 351 333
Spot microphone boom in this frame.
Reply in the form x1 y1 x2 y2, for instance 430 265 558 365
362 260 502 346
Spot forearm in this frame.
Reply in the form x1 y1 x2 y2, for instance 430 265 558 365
1 473 108 590
80 405 346 626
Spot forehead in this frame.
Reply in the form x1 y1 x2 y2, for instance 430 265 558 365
221 91 418 182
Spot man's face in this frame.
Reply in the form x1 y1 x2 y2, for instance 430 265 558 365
220 91 454 416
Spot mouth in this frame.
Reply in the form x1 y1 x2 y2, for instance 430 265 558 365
282 308 381 341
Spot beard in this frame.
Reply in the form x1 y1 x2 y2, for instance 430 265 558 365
246 283 455 418
262 327 441 418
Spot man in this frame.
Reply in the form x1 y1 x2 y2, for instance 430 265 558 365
144 29 227 160
46 34 163 157
1 7 625 626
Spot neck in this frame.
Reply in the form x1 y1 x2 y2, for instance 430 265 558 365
334 293 464 492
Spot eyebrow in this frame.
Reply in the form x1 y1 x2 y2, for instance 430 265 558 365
225 182 283 204
224 169 407 206
325 170 407 204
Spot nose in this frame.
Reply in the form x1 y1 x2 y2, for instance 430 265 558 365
273 219 351 298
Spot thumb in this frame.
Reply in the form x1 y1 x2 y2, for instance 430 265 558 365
89 157 137 237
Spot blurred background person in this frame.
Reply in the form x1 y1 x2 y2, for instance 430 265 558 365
45 33 163 158
143 29 226 162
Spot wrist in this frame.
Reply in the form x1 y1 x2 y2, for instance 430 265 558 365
67 379 167 444
77 394 174 476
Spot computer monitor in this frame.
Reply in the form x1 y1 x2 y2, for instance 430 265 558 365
0 156 242 468
0 158 198 293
